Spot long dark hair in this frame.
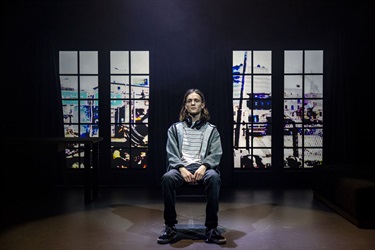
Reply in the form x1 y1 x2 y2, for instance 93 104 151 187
178 88 210 122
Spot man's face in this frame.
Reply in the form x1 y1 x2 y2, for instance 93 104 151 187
185 93 205 117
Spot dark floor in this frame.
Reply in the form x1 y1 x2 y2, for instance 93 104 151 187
1 186 374 250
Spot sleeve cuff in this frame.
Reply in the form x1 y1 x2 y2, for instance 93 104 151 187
175 164 184 170
202 163 211 169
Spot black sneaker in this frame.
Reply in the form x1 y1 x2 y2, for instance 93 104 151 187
157 225 177 244
205 228 226 244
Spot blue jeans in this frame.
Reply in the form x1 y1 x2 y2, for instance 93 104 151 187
161 163 221 229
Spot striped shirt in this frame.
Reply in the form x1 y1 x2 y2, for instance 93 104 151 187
181 123 206 165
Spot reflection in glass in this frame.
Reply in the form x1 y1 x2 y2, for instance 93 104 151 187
111 148 131 168
233 51 252 73
60 76 78 99
110 51 150 169
131 148 148 168
233 75 251 98
233 148 271 169
284 75 302 98
59 51 77 74
233 50 272 170
79 51 98 74
111 75 130 99
80 100 99 124
131 76 149 99
131 51 149 74
284 50 302 74
303 148 322 168
111 124 130 144
59 51 99 169
62 101 78 124
304 99 323 125
65 147 84 169
304 128 323 147
111 51 129 74
80 124 99 138
284 123 303 148
284 148 303 168
253 75 271 94
284 50 323 169
111 102 130 123
253 51 272 74
305 50 323 74
253 148 271 167
304 75 323 98
80 76 98 99
284 99 303 122
64 124 79 137
233 124 251 148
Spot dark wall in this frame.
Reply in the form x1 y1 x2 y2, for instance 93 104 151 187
2 0 374 188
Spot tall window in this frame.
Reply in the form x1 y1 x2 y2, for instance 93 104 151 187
59 50 150 170
233 50 272 170
59 51 99 168
110 51 149 169
283 50 323 169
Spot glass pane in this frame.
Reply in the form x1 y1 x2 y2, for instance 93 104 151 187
284 50 302 74
60 76 78 99
234 149 253 169
233 75 251 98
233 51 252 73
284 123 302 147
253 147 271 168
80 100 99 123
305 50 323 73
284 148 303 168
131 148 148 168
233 124 251 148
80 124 99 137
79 51 98 74
133 99 149 124
111 76 130 99
80 76 98 99
283 50 323 171
304 75 323 98
64 124 79 137
131 51 149 74
111 124 130 143
131 123 148 147
304 128 323 147
233 100 251 124
112 148 131 168
111 102 130 123
253 51 272 74
62 100 78 123
131 76 149 99
304 99 323 125
303 148 322 168
284 75 302 98
111 51 129 74
253 75 271 95
284 99 303 122
59 51 77 74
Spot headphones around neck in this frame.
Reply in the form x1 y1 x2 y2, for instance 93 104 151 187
185 116 205 129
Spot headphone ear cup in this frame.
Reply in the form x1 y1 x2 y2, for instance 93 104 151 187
192 120 205 129
185 117 192 127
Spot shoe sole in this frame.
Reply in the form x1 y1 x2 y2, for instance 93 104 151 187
157 234 178 244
